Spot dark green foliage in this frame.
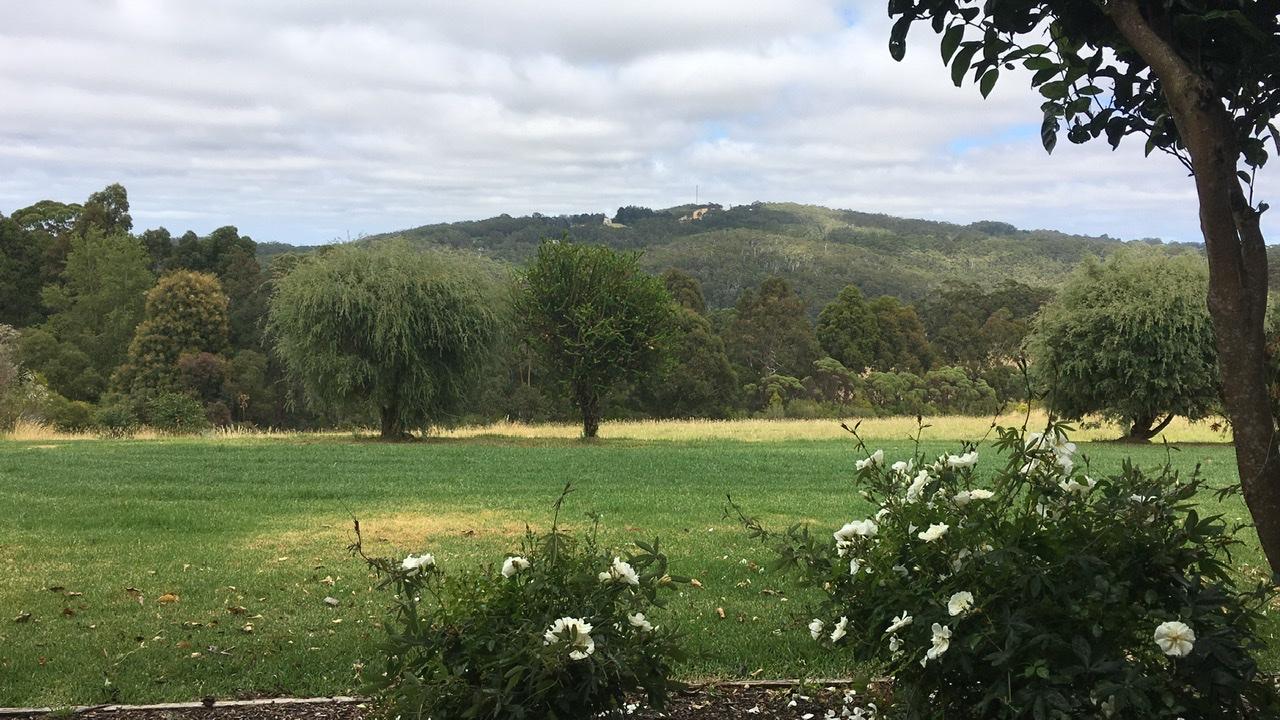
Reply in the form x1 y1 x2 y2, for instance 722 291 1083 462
268 242 507 438
867 296 933 373
43 393 96 432
1029 249 1220 439
17 328 104 401
144 391 209 434
357 491 686 720
887 0 1279 168
75 183 132 237
41 230 154 388
9 199 81 284
816 285 879 371
661 268 706 314
918 280 1053 369
740 423 1278 719
642 308 738 419
726 277 820 383
519 240 673 438
121 271 230 394
0 215 48 327
92 396 139 438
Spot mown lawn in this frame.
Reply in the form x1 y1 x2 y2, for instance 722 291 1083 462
0 431 1267 707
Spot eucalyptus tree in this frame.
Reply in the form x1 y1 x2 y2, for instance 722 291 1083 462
886 0 1280 571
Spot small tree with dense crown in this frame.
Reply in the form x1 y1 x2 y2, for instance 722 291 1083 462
883 0 1280 571
1028 249 1219 440
268 243 506 439
120 270 229 393
520 240 672 438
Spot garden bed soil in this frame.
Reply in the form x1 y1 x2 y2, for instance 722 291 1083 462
32 685 878 720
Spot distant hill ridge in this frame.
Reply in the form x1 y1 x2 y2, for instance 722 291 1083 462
261 201 1201 312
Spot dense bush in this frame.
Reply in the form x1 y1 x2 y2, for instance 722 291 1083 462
357 490 687 719
93 398 139 438
735 423 1277 719
43 393 96 432
144 391 209 433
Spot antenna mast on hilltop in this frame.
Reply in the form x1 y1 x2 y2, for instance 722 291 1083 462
695 185 699 204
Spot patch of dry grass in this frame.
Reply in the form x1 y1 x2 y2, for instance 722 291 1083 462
442 412 1231 444
5 412 1231 444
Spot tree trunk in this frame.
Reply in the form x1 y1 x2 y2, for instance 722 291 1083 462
578 390 601 439
1125 413 1175 442
1109 0 1280 575
380 403 403 440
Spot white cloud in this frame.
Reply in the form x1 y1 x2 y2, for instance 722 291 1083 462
0 0 1270 245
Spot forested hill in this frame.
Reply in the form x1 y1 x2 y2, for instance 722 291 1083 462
332 202 1191 311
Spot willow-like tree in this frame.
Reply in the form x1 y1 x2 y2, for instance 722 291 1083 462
886 0 1280 572
520 240 672 438
1028 249 1219 440
268 243 506 439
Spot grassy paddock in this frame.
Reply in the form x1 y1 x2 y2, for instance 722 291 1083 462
0 422 1261 707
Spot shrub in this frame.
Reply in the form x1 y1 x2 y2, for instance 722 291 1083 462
145 391 209 434
355 488 687 719
44 394 96 432
734 422 1277 719
93 397 138 438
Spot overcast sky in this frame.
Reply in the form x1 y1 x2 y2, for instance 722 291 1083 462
0 0 1272 246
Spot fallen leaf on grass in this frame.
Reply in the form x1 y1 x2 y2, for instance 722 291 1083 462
13 611 31 623
61 608 75 617
226 605 247 615
323 596 340 607
689 578 703 589
157 593 179 604
715 607 726 619
241 623 254 633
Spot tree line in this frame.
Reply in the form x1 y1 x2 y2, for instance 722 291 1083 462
0 184 1241 439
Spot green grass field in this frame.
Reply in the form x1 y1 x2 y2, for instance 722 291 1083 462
0 427 1267 707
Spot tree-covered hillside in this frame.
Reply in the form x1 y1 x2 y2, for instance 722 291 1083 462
343 202 1198 311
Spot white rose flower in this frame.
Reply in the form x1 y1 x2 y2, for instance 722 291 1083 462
1154 621 1195 657
885 612 913 634
856 449 885 471
891 459 913 474
905 470 931 503
888 634 902 652
401 553 435 574
917 523 949 543
849 558 862 576
627 612 654 632
809 618 825 640
834 519 878 543
875 507 891 520
543 617 596 660
946 451 979 469
501 556 530 578
947 591 974 617
927 623 951 659
830 616 849 643
599 557 640 586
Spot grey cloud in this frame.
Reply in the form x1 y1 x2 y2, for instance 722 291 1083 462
0 0 1270 246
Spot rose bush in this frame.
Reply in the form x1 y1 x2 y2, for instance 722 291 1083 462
735 422 1278 719
355 487 686 719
